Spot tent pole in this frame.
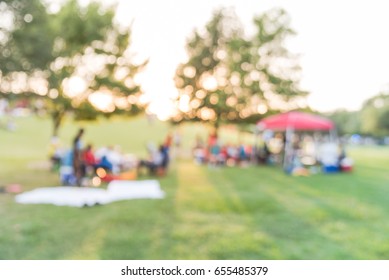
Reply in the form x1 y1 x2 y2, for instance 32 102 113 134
329 128 338 143
283 127 293 172
253 127 259 164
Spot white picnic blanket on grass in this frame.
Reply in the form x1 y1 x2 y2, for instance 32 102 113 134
15 180 165 207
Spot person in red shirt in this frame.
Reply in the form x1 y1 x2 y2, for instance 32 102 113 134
82 144 97 174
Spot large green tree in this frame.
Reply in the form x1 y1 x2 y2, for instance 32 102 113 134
173 8 307 131
0 0 146 136
360 93 389 136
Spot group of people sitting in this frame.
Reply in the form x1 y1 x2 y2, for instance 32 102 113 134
282 134 354 175
49 128 171 186
192 133 256 167
138 142 170 176
57 144 136 186
192 132 354 176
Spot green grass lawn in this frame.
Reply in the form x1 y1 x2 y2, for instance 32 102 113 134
1 116 389 259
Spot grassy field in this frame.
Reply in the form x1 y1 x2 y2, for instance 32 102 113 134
1 116 389 259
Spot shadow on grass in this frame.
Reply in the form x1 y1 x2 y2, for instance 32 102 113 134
205 165 364 259
97 162 180 260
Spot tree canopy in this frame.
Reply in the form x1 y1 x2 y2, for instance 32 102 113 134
0 0 147 136
173 8 308 130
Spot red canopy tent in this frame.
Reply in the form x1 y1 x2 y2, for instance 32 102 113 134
256 111 336 171
257 111 334 131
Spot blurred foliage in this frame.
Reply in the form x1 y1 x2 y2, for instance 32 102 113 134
173 8 308 130
326 92 389 137
326 109 361 135
0 0 147 136
360 93 389 136
0 0 54 73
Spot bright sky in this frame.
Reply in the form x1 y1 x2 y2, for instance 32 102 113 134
107 0 389 114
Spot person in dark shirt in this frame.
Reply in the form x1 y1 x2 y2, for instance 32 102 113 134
72 128 85 186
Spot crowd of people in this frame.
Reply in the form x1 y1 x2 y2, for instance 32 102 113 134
49 128 171 186
273 133 353 175
191 131 353 176
48 127 353 185
192 132 269 167
192 132 261 167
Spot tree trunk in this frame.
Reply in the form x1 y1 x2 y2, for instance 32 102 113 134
52 111 64 137
213 120 220 138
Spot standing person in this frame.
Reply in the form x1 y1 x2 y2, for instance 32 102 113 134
72 128 85 186
164 132 173 151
